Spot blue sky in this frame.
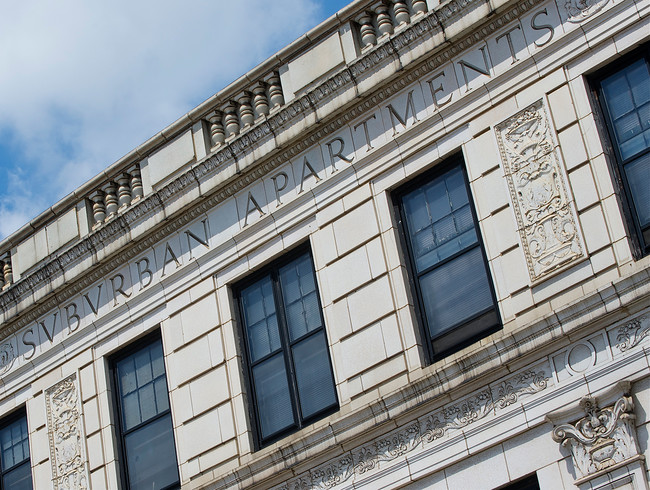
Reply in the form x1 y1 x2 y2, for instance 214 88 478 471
0 0 351 239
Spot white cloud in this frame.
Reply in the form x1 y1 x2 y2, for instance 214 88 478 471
0 0 322 238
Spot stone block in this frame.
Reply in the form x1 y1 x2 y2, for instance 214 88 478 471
171 384 194 425
471 168 509 220
503 424 563 481
568 163 599 211
463 129 501 182
481 207 518 260
332 200 380 256
444 444 510 490
179 294 219 344
46 207 80 254
326 246 373 301
347 275 395 332
83 397 100 435
188 365 230 416
361 352 407 392
167 338 213 388
13 227 48 278
547 84 577 130
87 431 105 471
281 32 345 101
311 224 338 270
179 407 222 461
601 195 628 243
536 462 567 490
339 321 390 379
579 205 611 253
558 123 588 171
145 130 195 188
79 363 96 402
29 427 49 464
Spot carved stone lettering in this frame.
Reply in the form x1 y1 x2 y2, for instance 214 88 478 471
495 99 585 281
45 374 89 490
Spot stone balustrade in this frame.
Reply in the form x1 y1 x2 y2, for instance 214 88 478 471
355 0 428 50
206 71 284 148
88 163 144 228
0 252 12 290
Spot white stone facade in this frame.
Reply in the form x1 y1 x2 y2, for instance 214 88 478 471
0 0 648 489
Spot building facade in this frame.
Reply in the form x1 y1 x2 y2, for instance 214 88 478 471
0 0 648 488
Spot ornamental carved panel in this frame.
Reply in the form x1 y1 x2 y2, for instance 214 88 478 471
45 374 89 490
551 394 642 480
494 99 585 282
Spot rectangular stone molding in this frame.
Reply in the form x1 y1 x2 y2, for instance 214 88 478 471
494 99 586 282
45 373 90 490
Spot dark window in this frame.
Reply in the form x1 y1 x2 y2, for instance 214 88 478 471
393 154 501 362
111 332 179 490
0 410 32 490
235 247 338 448
592 46 650 256
499 474 540 490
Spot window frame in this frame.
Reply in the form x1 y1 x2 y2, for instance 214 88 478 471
392 153 501 363
233 244 338 450
589 43 650 258
109 330 180 490
0 408 32 490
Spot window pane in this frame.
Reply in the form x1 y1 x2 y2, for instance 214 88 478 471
124 415 178 490
242 277 281 362
624 152 650 227
292 331 337 419
279 254 322 341
419 246 495 337
0 416 29 472
602 58 650 160
117 340 171 431
3 461 32 490
252 353 295 439
404 166 478 272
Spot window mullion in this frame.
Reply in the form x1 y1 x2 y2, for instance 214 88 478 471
271 267 303 427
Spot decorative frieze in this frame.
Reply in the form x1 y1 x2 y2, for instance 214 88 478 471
45 374 90 490
275 365 550 490
494 99 585 282
551 393 643 482
610 315 649 354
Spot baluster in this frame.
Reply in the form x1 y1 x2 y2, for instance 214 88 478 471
102 182 118 218
208 111 225 147
89 190 106 227
412 0 428 15
356 12 377 49
374 1 393 37
252 82 270 119
128 164 144 201
265 72 284 110
392 0 410 27
0 260 5 289
223 101 240 139
237 91 254 128
117 173 132 209
2 254 12 289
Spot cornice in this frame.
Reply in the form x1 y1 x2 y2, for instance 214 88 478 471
0 0 547 333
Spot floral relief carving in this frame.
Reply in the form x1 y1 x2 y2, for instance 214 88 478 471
495 99 585 281
273 366 550 490
561 0 610 23
493 368 549 409
614 315 649 353
551 395 642 480
45 374 89 490
0 341 15 375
